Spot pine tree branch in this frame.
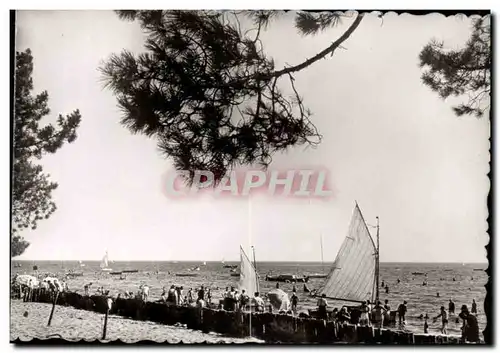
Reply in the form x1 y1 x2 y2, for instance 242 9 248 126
266 12 364 79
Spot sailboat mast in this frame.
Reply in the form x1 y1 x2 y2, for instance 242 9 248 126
320 234 324 273
252 246 259 293
375 216 380 302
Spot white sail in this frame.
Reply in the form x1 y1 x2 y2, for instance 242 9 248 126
318 203 377 303
238 246 259 297
100 251 112 271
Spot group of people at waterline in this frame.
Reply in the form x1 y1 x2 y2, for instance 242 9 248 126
12 273 481 342
97 279 481 342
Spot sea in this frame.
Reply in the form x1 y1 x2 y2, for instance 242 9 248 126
11 261 487 338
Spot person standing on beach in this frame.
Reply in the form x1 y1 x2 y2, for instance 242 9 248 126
207 288 212 305
84 282 92 296
166 285 176 305
459 305 480 343
253 292 265 312
471 299 477 314
290 292 299 314
449 299 455 314
317 294 328 321
372 301 386 328
424 314 429 334
359 301 371 326
239 289 249 310
198 285 205 302
187 288 194 304
337 307 351 324
176 286 184 305
397 301 407 326
434 306 448 334
228 286 237 311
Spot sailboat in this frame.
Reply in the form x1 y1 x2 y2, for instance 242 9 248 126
308 234 328 279
100 251 113 272
312 202 380 306
238 246 259 295
79 260 86 267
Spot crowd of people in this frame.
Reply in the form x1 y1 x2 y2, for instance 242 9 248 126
428 298 480 342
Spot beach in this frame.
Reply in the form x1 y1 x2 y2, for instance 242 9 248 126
11 261 487 339
10 300 263 343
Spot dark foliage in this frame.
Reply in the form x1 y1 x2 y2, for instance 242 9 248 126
101 11 364 185
12 49 82 257
419 17 491 117
294 11 344 36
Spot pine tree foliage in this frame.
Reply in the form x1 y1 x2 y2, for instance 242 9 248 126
419 17 491 117
101 10 364 184
294 11 345 36
12 49 82 257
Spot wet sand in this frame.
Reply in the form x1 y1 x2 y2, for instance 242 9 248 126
10 300 263 343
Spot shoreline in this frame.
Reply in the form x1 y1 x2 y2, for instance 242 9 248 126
12 291 481 344
10 301 263 343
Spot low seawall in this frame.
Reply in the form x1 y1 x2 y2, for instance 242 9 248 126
18 290 462 344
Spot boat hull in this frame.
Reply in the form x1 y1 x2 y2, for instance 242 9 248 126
308 273 328 279
123 269 139 273
110 271 123 275
176 273 198 277
265 275 309 283
66 272 84 277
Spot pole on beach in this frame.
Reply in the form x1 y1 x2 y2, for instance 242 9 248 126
375 216 380 303
102 309 109 340
47 291 59 326
102 297 113 340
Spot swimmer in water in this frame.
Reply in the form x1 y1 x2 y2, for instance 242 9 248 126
437 292 440 297
471 299 477 314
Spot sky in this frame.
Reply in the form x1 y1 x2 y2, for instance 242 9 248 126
14 11 489 263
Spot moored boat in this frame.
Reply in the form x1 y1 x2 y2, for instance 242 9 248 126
66 272 84 277
110 271 123 275
308 202 386 322
100 250 113 272
123 269 139 273
265 274 309 283
223 264 238 269
308 273 328 279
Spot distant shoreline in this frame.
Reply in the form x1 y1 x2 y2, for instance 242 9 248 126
11 260 488 265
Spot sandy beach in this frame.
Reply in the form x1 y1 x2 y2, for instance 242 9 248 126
10 300 263 343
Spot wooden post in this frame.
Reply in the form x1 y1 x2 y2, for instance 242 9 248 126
102 297 112 340
102 309 109 340
47 291 59 326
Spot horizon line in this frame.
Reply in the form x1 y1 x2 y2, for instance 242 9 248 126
11 259 488 265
